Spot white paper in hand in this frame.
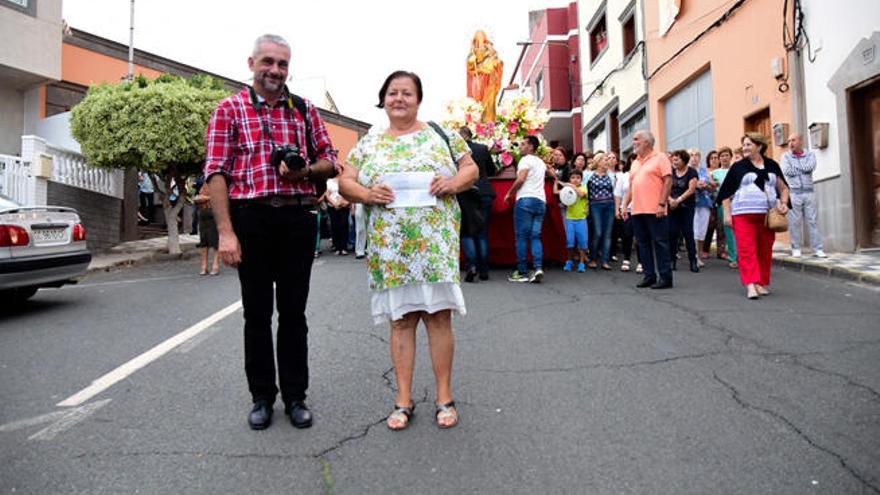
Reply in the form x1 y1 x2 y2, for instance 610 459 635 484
381 172 437 208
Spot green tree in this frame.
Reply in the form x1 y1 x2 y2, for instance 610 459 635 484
70 74 230 254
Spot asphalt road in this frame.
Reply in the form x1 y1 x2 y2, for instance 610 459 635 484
1 251 879 494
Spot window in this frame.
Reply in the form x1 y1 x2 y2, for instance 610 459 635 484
1 0 36 16
589 15 608 64
535 71 544 103
622 13 636 58
664 70 715 158
619 108 646 155
45 82 88 117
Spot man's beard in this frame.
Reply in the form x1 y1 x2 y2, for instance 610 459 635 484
257 73 284 93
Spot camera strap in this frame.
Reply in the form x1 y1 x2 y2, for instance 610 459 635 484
247 85 315 164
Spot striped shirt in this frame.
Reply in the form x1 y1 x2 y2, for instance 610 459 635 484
731 171 778 216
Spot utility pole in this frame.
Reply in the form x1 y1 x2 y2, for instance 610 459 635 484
127 0 135 81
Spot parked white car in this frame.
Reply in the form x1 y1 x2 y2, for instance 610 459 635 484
0 195 92 303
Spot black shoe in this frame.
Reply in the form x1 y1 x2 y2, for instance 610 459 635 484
651 279 673 289
465 268 477 283
248 400 273 430
479 272 489 281
288 401 313 429
636 278 656 288
689 261 700 273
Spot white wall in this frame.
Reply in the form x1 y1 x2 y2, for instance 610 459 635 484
801 0 879 181
579 0 647 127
0 87 24 154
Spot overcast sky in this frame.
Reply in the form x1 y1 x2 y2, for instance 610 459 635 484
62 0 569 128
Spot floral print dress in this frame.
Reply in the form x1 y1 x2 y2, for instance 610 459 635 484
346 125 470 324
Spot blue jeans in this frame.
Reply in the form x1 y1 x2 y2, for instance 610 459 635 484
462 195 494 274
514 197 545 274
632 214 672 282
590 201 614 264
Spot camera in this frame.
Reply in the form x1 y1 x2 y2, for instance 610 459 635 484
270 144 307 172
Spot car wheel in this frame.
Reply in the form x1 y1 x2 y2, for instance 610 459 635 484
1 287 38 304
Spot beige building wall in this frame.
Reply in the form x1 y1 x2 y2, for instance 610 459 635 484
0 0 62 154
645 0 792 160
0 0 62 83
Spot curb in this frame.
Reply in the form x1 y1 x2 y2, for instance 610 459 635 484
87 246 200 273
773 255 880 287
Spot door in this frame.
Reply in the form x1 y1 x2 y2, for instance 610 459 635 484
745 108 774 158
664 70 715 157
851 78 880 248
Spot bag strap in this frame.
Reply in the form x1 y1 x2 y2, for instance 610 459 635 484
427 121 457 167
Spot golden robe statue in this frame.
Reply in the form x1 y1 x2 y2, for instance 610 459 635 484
467 30 504 122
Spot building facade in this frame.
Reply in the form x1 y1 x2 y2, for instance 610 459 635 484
645 0 793 162
578 0 648 157
798 0 880 251
508 3 583 153
0 0 62 155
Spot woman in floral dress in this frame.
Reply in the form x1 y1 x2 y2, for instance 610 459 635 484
339 71 478 431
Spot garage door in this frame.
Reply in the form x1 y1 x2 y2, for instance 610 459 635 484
664 70 715 157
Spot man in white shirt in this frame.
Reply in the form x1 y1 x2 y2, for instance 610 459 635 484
503 136 549 283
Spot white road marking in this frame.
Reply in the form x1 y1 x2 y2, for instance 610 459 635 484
29 399 112 441
0 410 71 433
57 300 242 407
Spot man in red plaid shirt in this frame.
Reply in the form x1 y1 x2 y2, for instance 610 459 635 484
204 34 339 431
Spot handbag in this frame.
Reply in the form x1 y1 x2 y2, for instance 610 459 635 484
764 187 788 233
426 121 486 234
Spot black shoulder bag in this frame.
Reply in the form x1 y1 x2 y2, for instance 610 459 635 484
426 121 486 235
288 90 335 198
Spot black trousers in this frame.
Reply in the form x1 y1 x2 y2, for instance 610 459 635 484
632 214 672 282
328 206 350 251
231 203 317 408
621 216 635 262
668 205 697 265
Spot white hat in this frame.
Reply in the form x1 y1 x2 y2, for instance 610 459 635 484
559 186 578 206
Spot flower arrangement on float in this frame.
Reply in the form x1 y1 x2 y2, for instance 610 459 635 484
442 91 551 171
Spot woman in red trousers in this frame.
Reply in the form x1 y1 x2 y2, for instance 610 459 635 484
716 133 790 299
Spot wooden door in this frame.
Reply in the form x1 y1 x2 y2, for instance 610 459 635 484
745 108 773 159
851 78 880 248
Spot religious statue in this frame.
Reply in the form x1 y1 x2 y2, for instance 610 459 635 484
467 30 504 122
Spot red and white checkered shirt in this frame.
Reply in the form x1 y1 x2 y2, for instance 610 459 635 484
203 88 338 199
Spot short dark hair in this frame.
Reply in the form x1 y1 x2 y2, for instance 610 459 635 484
671 149 691 164
718 146 733 158
570 169 583 179
376 70 423 108
524 135 540 151
624 152 637 172
705 150 718 166
459 126 473 140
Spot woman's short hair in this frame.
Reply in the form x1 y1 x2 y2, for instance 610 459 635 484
592 152 606 169
718 146 733 157
376 70 423 108
742 132 769 154
671 149 691 164
572 152 588 164
554 146 568 161
705 150 718 166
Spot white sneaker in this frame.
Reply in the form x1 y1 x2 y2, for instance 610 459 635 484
814 250 827 258
636 263 643 274
791 249 802 258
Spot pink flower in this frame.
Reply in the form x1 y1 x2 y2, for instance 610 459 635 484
527 129 536 136
475 123 486 137
508 121 519 134
501 151 513 166
465 114 473 123
491 140 502 152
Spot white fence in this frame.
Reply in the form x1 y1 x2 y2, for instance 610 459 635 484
1 136 124 206
47 142 124 199
0 154 31 204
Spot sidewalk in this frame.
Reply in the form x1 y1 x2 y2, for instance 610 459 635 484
773 247 880 287
87 235 200 272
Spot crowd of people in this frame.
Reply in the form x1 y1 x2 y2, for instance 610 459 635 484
200 33 828 436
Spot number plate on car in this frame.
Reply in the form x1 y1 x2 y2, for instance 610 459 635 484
32 228 67 243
